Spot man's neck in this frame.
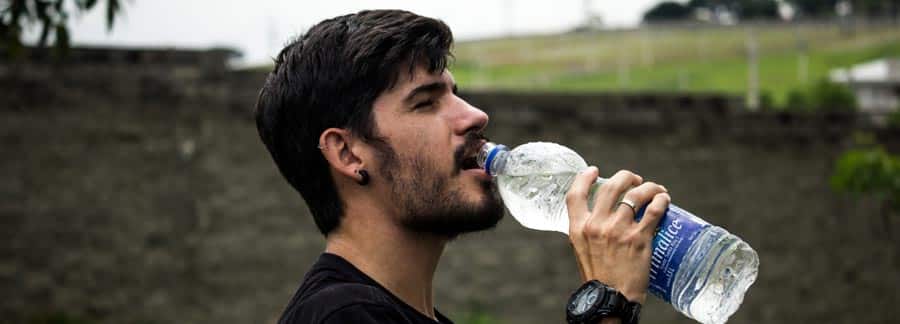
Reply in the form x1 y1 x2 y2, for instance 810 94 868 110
324 214 447 320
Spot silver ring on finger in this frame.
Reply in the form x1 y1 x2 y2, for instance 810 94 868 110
617 198 638 216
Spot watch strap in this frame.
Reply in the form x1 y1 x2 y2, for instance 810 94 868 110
566 280 641 324
622 300 641 324
597 289 640 324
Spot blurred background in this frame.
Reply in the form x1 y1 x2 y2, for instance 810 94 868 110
1 0 899 323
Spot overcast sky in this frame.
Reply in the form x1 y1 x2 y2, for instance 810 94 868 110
56 0 663 66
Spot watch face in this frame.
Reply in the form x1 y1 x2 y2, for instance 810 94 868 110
572 285 601 315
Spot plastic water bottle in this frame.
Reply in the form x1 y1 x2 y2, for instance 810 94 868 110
477 141 758 324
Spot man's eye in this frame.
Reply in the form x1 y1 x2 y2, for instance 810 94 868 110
413 100 434 109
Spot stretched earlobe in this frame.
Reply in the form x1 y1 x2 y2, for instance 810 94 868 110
356 169 370 186
319 128 367 185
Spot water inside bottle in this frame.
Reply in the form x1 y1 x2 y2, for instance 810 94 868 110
494 142 588 233
672 227 759 324
497 173 576 233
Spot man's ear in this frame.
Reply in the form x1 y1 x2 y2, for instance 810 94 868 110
319 128 366 183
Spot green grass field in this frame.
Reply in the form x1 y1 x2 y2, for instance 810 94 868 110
450 23 900 105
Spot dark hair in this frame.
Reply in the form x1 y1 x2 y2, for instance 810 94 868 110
254 10 454 235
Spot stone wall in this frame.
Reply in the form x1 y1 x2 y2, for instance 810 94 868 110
1 48 899 324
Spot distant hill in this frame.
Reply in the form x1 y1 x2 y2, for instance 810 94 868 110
451 22 900 105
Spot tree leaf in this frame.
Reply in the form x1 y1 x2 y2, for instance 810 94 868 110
35 0 51 22
54 22 69 55
831 147 900 206
37 17 51 48
78 0 99 10
10 0 30 23
105 0 119 31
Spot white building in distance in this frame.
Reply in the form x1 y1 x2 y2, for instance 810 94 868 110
830 58 900 115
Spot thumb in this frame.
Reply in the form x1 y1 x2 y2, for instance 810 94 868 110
566 166 599 229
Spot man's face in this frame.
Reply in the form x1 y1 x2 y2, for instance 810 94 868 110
367 66 504 237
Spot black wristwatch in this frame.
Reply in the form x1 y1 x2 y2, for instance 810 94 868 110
566 280 641 324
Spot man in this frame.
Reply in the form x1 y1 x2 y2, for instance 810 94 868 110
255 10 670 324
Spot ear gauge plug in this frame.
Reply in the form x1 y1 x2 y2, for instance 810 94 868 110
356 169 370 186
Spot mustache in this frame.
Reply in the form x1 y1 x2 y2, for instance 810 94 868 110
454 131 489 170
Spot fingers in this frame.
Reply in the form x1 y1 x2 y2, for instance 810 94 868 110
616 182 668 221
566 166 599 226
637 192 671 235
593 170 643 214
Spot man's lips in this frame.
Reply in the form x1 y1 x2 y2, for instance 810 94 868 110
456 138 487 172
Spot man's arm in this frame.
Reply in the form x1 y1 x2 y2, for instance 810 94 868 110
566 167 670 321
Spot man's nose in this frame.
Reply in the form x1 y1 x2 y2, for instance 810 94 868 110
452 97 489 135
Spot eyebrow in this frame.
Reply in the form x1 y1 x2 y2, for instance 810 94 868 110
402 81 456 104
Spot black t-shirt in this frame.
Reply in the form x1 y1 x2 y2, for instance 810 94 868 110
278 253 453 324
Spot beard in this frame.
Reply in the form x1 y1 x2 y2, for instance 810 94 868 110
372 137 505 238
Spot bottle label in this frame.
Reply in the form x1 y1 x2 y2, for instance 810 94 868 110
639 204 710 302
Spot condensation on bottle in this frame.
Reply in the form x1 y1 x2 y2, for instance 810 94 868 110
478 141 759 324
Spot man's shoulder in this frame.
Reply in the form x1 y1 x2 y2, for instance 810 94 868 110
294 254 396 307
308 281 394 306
279 253 450 324
279 281 399 324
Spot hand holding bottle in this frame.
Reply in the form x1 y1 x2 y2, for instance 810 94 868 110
479 141 759 323
566 167 671 304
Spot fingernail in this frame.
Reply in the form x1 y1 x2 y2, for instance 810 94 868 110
660 185 668 192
